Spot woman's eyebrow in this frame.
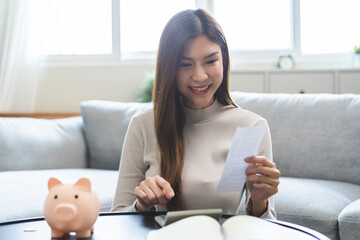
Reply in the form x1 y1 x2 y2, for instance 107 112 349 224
181 51 220 60
204 52 219 58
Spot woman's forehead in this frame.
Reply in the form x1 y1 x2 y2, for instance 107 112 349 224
182 35 222 59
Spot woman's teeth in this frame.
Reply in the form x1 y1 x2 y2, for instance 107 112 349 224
190 85 209 91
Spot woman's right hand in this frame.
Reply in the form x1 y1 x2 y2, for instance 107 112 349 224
135 175 175 211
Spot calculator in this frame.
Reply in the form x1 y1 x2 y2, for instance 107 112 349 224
154 208 223 227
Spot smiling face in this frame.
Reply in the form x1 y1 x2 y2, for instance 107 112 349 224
176 35 223 110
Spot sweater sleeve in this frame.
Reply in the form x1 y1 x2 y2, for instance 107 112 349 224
244 119 277 219
111 117 147 212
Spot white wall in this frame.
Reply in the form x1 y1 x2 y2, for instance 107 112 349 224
34 63 155 112
33 64 360 113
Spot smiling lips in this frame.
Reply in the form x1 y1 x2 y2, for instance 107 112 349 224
189 84 213 95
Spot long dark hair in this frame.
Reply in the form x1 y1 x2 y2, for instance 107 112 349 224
152 9 236 210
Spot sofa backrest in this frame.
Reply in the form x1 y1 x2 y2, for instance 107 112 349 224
0 116 87 171
231 92 360 185
80 100 153 170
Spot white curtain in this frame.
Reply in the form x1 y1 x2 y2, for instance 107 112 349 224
0 0 45 112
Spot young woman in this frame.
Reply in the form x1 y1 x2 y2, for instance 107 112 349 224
111 9 280 219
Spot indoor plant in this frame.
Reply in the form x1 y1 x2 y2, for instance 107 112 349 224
137 72 154 102
354 45 360 54
353 45 360 67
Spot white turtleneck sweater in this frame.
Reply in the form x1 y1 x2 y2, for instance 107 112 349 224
111 99 276 219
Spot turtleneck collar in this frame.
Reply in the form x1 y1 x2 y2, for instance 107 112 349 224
184 98 225 124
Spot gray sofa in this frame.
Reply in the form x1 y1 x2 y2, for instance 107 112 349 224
1 92 359 240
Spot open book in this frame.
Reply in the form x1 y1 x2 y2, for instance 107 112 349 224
147 215 316 240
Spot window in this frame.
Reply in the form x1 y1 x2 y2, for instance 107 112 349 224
41 0 360 67
41 0 112 55
214 0 291 52
120 0 195 58
300 0 360 54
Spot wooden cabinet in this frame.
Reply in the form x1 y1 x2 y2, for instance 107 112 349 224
269 72 334 94
231 69 360 94
230 73 264 93
338 72 360 94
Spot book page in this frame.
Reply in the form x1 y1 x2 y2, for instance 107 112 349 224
222 215 315 240
147 215 223 240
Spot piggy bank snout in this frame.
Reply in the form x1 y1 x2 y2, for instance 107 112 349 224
55 203 77 222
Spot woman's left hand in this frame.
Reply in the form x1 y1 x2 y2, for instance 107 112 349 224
245 156 280 204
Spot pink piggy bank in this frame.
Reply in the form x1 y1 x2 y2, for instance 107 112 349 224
44 177 100 238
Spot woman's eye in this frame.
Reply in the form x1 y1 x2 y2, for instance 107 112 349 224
180 63 191 67
206 59 217 64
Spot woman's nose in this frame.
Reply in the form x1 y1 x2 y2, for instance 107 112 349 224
192 65 208 82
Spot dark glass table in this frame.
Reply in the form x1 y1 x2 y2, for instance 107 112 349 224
0 212 330 240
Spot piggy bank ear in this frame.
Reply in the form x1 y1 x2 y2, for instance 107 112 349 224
48 177 62 190
75 178 91 192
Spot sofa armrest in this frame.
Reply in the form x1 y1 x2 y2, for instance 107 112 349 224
338 199 360 240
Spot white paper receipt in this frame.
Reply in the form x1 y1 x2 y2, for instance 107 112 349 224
216 126 267 193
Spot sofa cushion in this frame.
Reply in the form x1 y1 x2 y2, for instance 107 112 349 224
338 199 360 240
0 169 118 223
275 177 360 240
80 100 153 170
0 117 87 171
231 92 360 185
